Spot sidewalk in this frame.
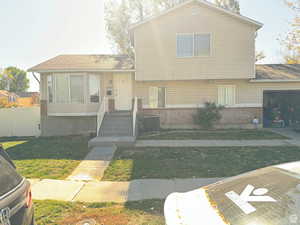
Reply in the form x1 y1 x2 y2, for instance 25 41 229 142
135 139 292 147
30 178 223 203
67 146 117 182
271 128 300 146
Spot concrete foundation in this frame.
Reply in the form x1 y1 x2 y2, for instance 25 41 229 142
41 115 96 136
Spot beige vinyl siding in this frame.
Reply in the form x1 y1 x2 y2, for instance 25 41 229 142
134 80 300 108
134 2 256 81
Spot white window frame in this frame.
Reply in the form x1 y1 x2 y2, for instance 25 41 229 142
218 85 236 106
176 33 212 58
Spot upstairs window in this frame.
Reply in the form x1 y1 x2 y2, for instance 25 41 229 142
218 85 236 106
177 33 211 57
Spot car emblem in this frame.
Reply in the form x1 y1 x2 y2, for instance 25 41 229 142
0 207 11 225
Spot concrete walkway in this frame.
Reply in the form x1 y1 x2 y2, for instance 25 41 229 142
271 128 300 146
135 139 292 147
67 146 117 182
30 178 223 203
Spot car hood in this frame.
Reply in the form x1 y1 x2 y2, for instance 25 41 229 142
165 164 300 225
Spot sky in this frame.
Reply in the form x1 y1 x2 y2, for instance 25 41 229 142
0 0 294 91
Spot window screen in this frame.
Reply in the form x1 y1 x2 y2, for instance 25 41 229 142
70 75 84 103
177 34 194 57
218 86 236 106
149 87 166 108
177 33 211 57
0 155 23 197
89 75 100 103
158 87 166 108
55 74 69 103
194 34 211 56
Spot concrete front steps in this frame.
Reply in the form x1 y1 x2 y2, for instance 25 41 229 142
89 111 136 148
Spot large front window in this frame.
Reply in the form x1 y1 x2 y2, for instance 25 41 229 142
48 74 100 104
70 75 84 103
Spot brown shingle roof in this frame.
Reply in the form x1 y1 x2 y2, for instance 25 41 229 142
255 64 300 80
28 55 134 72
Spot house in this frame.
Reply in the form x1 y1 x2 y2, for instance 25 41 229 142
28 0 300 137
0 90 19 106
16 92 40 107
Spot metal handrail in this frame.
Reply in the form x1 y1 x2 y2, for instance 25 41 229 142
97 96 107 136
132 97 138 137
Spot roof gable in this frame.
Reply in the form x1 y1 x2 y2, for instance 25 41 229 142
129 0 263 31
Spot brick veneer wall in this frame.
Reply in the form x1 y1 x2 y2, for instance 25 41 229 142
143 107 263 129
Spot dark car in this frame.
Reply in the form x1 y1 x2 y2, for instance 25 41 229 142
0 145 34 225
165 161 300 225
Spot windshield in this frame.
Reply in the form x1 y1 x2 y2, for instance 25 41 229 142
0 155 23 197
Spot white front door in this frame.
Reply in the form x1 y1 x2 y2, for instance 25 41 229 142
114 73 132 111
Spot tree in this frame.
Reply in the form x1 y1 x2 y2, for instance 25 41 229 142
214 0 240 14
280 0 300 64
255 51 266 63
105 0 188 56
0 67 29 92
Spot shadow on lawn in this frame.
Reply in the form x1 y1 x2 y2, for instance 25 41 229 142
2 136 90 161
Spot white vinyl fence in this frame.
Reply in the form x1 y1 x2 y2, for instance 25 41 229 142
0 107 40 137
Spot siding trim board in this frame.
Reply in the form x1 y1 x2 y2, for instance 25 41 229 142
129 0 263 30
251 79 300 83
143 103 262 109
48 112 97 117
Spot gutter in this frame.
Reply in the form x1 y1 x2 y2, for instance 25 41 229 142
27 69 136 73
250 79 300 83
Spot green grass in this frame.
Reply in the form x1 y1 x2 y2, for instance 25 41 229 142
103 146 300 181
0 136 90 179
34 199 165 225
138 129 289 140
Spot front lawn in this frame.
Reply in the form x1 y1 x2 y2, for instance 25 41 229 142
103 146 300 181
1 136 90 179
34 199 164 225
138 129 288 140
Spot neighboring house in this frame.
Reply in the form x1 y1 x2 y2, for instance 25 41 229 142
16 92 40 107
28 0 300 136
0 90 19 105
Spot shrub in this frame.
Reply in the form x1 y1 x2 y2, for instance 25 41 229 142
194 102 225 129
0 99 18 108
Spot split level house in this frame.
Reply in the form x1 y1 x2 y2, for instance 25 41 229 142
29 0 300 137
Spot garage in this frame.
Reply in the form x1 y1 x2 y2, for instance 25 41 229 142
263 90 300 128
